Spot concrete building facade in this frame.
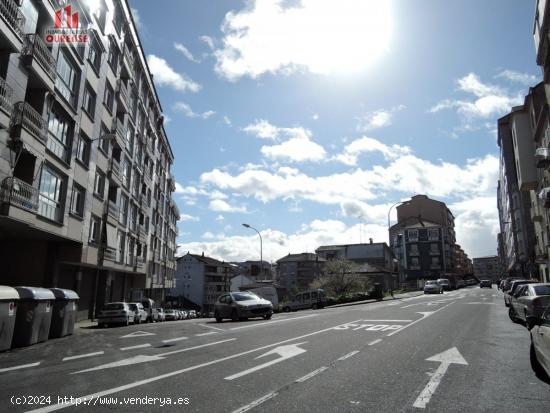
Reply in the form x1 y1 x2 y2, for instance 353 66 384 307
0 0 178 319
276 253 325 292
473 256 500 282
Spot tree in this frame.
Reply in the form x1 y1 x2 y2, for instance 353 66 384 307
310 258 371 296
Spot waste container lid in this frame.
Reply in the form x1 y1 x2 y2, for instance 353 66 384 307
49 288 79 300
0 285 19 301
14 286 55 301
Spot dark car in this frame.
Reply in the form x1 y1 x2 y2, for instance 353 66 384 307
480 279 492 288
214 291 273 322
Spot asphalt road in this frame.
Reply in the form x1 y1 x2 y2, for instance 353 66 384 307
1 287 549 413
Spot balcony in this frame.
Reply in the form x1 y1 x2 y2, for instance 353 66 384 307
107 201 119 219
104 248 116 262
111 119 126 149
21 34 56 91
110 158 121 180
121 45 134 80
0 176 38 213
0 76 13 127
539 187 550 208
116 80 129 114
0 0 25 52
536 147 550 168
135 256 144 269
11 101 47 144
138 224 147 240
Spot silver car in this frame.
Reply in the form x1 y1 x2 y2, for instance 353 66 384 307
424 280 443 294
510 284 550 323
214 292 273 322
97 302 135 327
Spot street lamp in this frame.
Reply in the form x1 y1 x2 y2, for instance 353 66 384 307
242 223 263 281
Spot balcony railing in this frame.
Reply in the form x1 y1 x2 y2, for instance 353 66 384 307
38 194 63 222
103 248 116 261
22 34 56 80
136 256 144 268
0 76 14 116
108 201 119 219
116 80 129 104
0 176 38 212
12 101 47 144
0 0 25 38
113 119 126 140
110 159 121 178
536 147 550 168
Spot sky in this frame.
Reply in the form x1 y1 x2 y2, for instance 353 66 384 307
129 0 540 263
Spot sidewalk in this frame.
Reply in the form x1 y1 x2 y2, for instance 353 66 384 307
326 290 424 309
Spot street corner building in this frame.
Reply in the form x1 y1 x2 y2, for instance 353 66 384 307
0 0 179 320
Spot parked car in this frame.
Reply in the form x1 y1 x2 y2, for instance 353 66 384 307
281 289 327 312
424 280 443 294
214 291 273 322
509 284 550 324
128 302 147 324
165 309 178 321
188 310 197 319
181 310 189 319
504 280 537 307
480 279 492 288
526 305 550 381
141 298 156 322
156 308 165 322
97 302 135 327
437 278 451 291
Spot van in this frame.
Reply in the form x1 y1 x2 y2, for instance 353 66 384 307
282 289 326 312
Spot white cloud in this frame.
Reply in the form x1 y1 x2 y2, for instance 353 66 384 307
216 214 225 221
200 35 216 50
223 116 232 126
214 0 392 80
174 102 215 119
429 73 523 129
130 7 142 29
495 70 538 86
356 105 405 131
261 135 326 162
179 214 200 222
177 219 388 261
209 199 247 213
147 55 201 93
174 42 199 63
312 113 319 120
334 136 412 166
242 119 280 140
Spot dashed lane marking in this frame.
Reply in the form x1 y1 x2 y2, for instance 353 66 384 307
231 392 278 413
196 332 217 337
369 339 383 346
161 337 188 343
338 350 360 361
120 344 151 351
295 366 329 383
62 351 104 361
0 362 41 373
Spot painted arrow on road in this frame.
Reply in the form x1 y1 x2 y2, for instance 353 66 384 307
73 355 166 374
413 347 468 409
224 342 308 380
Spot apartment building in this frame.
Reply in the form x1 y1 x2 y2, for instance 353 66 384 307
389 195 457 281
0 0 178 320
276 253 325 292
473 256 500 282
452 244 473 275
173 253 232 314
315 241 395 271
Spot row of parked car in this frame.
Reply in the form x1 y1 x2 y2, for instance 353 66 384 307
423 277 478 294
97 302 197 328
501 277 550 381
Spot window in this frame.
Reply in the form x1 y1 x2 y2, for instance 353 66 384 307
428 229 439 240
94 0 107 33
75 132 90 166
70 183 85 217
408 229 419 241
104 81 114 113
47 106 73 163
82 83 96 118
94 170 105 198
87 32 102 73
126 123 135 155
122 157 131 188
431 257 440 266
107 36 119 73
119 194 128 225
38 166 65 222
409 244 419 255
116 230 125 263
56 51 79 107
90 215 101 242
100 123 110 153
411 257 419 267
430 243 439 253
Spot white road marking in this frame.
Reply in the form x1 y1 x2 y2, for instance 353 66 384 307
413 347 468 409
338 350 360 361
360 319 412 322
295 366 328 383
0 362 41 373
158 338 237 357
120 343 151 351
198 323 225 331
120 331 156 338
229 314 318 331
196 332 217 337
231 392 278 413
387 302 455 337
225 342 308 380
162 336 188 343
28 320 362 412
465 302 495 305
368 339 383 346
62 351 104 361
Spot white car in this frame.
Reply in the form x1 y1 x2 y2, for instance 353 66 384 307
97 302 135 327
424 280 443 294
128 302 148 324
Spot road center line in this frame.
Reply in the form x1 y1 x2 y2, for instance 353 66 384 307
161 337 188 343
295 366 328 383
196 332 217 337
387 302 455 337
120 344 151 351
26 319 362 413
368 339 383 346
231 392 278 413
62 352 104 361
338 350 360 361
229 314 318 331
0 362 41 373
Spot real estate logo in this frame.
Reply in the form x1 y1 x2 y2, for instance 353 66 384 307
45 5 89 45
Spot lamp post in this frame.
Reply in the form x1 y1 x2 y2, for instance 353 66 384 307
242 223 263 281
90 134 117 321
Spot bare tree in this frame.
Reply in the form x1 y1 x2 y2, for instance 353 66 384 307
310 258 370 296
